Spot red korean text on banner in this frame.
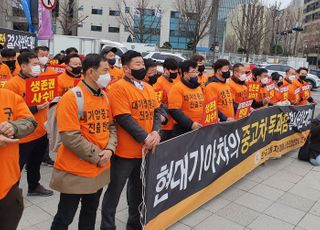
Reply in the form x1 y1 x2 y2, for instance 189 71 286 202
235 100 253 120
201 98 218 126
248 82 260 99
47 64 66 74
301 83 311 100
279 85 289 101
25 75 58 106
266 82 275 99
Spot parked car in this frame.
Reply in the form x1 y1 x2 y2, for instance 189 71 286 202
259 64 320 89
310 69 320 78
144 52 186 63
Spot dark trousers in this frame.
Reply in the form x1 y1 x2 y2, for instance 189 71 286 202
160 130 173 141
19 134 48 190
101 155 142 230
51 189 103 230
0 184 24 230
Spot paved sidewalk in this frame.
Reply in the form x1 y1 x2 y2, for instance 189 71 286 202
17 149 320 230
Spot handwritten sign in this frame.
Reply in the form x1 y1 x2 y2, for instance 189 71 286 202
25 75 58 106
201 98 218 126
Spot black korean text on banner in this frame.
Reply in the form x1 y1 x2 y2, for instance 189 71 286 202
143 104 314 229
0 27 36 50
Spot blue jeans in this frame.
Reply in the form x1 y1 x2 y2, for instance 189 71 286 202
310 154 320 166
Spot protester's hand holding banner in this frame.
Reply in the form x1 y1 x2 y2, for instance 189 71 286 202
201 98 218 126
25 74 58 106
142 104 315 229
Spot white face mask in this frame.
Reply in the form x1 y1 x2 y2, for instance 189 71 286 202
31 65 41 77
288 75 296 81
239 74 247 82
96 73 111 88
261 77 269 85
39 56 49 65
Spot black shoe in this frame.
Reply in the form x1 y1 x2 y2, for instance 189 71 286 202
28 185 54 197
42 157 54 167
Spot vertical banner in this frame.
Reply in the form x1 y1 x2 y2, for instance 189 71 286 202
201 98 218 126
143 104 315 229
20 0 34 32
37 0 53 40
25 74 58 105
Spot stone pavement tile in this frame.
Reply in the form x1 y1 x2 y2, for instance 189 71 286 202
179 208 212 227
24 198 33 208
297 171 320 191
247 214 294 230
298 214 320 230
290 160 314 171
232 178 258 191
168 222 191 230
21 226 39 230
277 193 315 212
274 170 303 184
309 201 320 217
216 202 260 226
251 165 278 180
249 184 284 201
194 214 244 230
17 205 52 229
234 193 273 212
262 175 295 191
36 198 59 216
283 165 311 177
219 187 246 202
26 192 60 205
264 203 305 225
201 197 231 213
294 227 306 230
289 184 320 201
243 171 264 183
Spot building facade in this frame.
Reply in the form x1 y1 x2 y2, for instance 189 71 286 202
76 0 210 49
303 0 320 66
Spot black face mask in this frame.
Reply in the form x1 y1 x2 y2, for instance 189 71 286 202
107 58 116 66
277 81 283 87
131 68 147 81
222 71 231 79
169 72 178 79
198 65 205 73
3 60 16 72
148 75 158 85
70 66 82 76
300 75 307 81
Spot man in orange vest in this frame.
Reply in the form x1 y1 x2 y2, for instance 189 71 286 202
50 54 117 229
0 88 37 230
294 67 316 105
5 52 53 196
283 67 301 105
101 47 124 82
191 54 208 90
1 48 18 75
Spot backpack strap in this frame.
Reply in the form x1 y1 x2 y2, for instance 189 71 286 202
71 87 84 120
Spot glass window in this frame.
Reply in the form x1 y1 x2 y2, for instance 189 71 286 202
109 10 120 16
91 25 102 32
92 9 103 15
108 27 120 33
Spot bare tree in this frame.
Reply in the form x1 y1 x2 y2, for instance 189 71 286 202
231 0 269 61
117 0 162 43
56 0 88 35
224 34 238 53
175 0 217 53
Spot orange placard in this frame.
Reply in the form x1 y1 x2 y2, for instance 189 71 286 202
154 89 164 104
47 64 66 74
301 84 311 100
279 85 289 101
201 98 218 126
25 75 58 106
266 83 275 99
248 82 260 99
0 75 10 88
235 100 253 120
